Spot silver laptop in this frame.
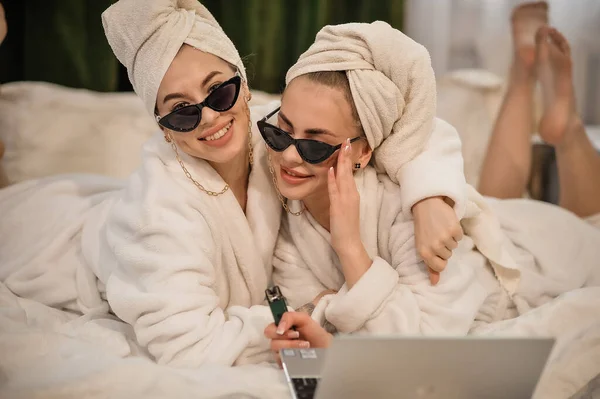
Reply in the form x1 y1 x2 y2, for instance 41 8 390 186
281 336 554 399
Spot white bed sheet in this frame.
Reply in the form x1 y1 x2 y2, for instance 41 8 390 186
0 282 290 399
1 281 599 399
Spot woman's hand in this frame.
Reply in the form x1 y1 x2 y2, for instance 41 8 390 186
412 196 463 285
328 138 362 253
264 312 333 367
328 139 372 288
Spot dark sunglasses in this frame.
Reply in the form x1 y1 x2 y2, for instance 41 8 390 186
257 107 361 164
156 75 242 133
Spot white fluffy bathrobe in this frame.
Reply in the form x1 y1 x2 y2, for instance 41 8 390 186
274 163 484 335
273 163 600 335
0 103 282 368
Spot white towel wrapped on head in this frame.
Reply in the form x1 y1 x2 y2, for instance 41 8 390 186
102 0 246 115
286 21 436 180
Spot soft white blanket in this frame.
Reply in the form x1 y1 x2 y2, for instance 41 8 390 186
0 282 290 399
472 287 600 399
1 282 599 398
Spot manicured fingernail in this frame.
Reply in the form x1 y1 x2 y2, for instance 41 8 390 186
288 331 300 339
276 321 286 335
299 341 310 348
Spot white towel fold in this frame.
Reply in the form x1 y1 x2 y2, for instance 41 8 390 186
102 0 246 115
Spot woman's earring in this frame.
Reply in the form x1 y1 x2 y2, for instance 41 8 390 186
164 133 172 143
354 163 361 169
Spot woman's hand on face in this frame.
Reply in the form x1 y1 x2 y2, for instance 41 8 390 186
412 196 464 285
327 139 373 288
328 138 362 254
264 312 333 367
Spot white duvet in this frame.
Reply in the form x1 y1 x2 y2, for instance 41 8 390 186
0 281 290 399
1 280 600 399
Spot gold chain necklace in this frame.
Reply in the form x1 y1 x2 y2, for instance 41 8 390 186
169 139 230 196
267 149 304 216
245 102 254 166
168 102 254 197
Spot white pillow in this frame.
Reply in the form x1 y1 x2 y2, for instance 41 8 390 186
0 81 279 183
0 81 157 182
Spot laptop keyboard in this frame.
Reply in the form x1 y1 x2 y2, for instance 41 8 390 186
292 378 320 399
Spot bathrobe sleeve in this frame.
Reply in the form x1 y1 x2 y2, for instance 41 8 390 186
104 207 272 368
398 118 467 219
318 215 486 335
271 225 329 310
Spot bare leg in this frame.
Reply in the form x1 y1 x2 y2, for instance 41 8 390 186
479 2 548 198
536 27 600 217
0 140 10 188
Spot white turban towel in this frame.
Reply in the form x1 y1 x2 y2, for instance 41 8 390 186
286 21 436 182
102 0 246 115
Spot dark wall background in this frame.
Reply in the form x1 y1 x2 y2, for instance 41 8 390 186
0 0 403 93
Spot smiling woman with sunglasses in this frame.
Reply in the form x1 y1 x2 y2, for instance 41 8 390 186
265 51 482 342
0 0 285 369
265 22 600 366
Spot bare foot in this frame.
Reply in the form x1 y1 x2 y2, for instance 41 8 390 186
511 1 549 78
536 26 580 147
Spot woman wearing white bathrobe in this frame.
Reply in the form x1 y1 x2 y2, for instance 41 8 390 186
0 2 471 368
0 0 283 368
264 22 600 351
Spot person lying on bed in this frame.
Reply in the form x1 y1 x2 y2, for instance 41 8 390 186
263 21 600 357
0 0 469 368
479 1 600 226
1 0 280 367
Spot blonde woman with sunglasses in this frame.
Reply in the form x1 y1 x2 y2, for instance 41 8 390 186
0 1 470 368
264 23 600 375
